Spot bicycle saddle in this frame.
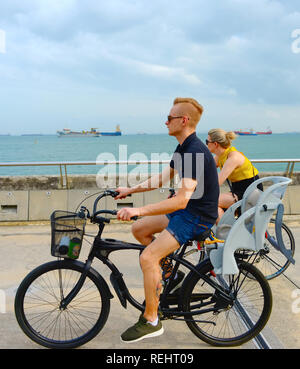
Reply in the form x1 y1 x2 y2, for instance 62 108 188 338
193 228 212 242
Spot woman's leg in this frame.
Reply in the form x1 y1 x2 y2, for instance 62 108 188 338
216 192 238 224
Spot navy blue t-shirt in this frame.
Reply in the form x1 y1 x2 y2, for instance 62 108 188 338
170 132 219 223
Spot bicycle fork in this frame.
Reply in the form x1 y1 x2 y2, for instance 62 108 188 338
59 259 92 310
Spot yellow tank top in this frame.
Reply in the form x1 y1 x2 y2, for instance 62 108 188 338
217 146 258 183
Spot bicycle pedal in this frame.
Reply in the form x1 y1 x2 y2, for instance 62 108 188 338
160 315 172 321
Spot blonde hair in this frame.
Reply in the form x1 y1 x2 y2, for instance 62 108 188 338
173 97 204 128
208 128 236 148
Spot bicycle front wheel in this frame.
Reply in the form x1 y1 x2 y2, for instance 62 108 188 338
14 260 111 349
181 259 272 347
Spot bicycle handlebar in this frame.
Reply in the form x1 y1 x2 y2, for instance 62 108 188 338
94 210 118 217
92 190 120 214
79 187 177 223
79 190 137 224
80 188 175 223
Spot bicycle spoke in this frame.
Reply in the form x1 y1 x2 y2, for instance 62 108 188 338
183 260 271 346
256 220 295 279
22 266 104 343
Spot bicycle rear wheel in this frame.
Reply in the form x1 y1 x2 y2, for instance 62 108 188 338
258 219 295 280
180 259 272 347
185 240 206 264
14 260 111 349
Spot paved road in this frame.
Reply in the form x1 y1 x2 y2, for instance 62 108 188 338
1 218 300 349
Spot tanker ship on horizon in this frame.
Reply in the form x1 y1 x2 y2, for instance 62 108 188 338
234 127 272 136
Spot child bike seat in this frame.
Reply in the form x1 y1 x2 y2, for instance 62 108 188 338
210 176 292 275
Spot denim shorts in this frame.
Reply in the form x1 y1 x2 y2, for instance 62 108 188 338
166 209 214 246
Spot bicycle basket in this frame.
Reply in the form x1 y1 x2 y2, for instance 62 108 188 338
51 211 86 259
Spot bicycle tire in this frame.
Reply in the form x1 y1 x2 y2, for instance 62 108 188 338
259 219 295 280
187 240 206 264
180 259 272 347
14 259 111 349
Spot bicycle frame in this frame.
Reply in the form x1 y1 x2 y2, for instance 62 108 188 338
60 189 236 320
60 220 234 320
15 186 277 350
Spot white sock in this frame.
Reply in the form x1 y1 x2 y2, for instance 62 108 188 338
147 316 158 326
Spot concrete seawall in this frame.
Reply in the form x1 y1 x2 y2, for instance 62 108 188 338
0 172 300 221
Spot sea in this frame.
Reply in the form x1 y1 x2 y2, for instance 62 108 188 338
0 133 300 176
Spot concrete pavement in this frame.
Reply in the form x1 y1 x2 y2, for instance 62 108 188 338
0 217 300 349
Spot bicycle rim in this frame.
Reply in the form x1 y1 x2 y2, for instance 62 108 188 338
181 260 272 347
257 219 295 280
15 260 110 348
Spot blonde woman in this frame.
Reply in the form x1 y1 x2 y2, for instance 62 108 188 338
206 128 262 223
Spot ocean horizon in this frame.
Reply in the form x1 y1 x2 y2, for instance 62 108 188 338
1 131 300 136
0 133 300 176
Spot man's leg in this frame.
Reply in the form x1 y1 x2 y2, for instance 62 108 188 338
133 214 179 293
120 228 180 343
139 229 180 322
132 215 169 245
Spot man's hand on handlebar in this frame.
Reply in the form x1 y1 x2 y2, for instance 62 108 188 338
117 207 140 221
114 187 132 200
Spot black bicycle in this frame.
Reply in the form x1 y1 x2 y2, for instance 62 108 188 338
14 190 272 348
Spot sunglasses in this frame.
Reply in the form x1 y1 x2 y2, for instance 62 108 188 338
205 139 214 145
167 115 188 123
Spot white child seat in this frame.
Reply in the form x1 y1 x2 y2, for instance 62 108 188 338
209 176 292 275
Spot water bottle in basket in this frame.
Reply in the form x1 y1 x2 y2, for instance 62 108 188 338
57 236 70 256
68 237 82 259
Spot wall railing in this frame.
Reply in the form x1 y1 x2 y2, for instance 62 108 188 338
0 159 299 189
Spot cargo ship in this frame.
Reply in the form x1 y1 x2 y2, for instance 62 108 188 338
234 127 272 136
234 129 257 136
256 127 272 135
99 125 122 136
57 128 100 137
57 125 122 137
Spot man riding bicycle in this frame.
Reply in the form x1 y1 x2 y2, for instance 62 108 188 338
115 97 219 343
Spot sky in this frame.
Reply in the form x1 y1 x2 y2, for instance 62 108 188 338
0 0 300 135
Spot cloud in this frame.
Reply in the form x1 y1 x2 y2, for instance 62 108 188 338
265 110 280 119
118 58 202 85
0 0 300 134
